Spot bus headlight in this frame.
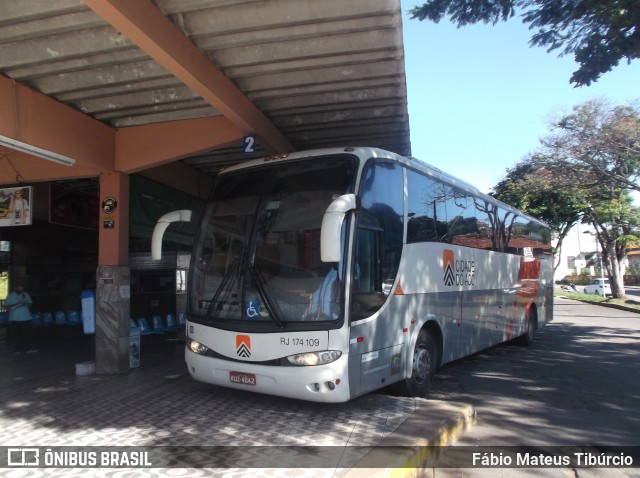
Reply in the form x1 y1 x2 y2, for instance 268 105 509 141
187 339 209 355
287 350 342 366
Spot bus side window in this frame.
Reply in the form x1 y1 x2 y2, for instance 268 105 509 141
352 160 404 321
354 227 381 294
352 226 385 320
407 169 439 243
407 170 451 244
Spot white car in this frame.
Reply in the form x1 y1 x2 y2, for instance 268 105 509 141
583 278 612 296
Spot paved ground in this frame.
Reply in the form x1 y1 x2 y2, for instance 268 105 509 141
0 330 474 477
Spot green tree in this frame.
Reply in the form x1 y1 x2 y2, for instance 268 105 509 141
491 156 587 273
492 99 640 298
409 0 640 86
541 99 640 192
541 101 640 298
584 188 640 298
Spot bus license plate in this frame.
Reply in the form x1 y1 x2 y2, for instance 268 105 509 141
230 371 256 386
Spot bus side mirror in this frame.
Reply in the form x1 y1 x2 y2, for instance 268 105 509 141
320 194 357 263
151 210 193 260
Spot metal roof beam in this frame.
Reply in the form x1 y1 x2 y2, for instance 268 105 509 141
0 74 114 182
0 75 246 184
82 0 293 153
115 116 244 173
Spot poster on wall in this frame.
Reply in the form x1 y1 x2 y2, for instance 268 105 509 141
0 186 33 227
49 183 99 230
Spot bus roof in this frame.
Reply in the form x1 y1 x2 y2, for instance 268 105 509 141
218 146 549 228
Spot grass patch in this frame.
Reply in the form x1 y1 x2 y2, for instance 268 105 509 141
554 290 640 311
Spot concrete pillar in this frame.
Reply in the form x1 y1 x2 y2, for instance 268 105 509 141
96 171 131 374
96 266 130 374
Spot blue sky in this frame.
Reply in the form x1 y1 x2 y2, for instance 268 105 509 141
401 0 640 194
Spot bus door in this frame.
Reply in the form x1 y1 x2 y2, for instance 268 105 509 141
348 217 405 396
348 160 405 397
459 288 493 357
451 291 488 361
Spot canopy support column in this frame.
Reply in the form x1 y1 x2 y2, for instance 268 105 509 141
95 171 131 374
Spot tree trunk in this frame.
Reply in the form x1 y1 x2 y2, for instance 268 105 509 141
552 222 575 274
605 241 626 298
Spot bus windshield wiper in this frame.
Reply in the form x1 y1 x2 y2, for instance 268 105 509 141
206 259 240 318
247 262 286 329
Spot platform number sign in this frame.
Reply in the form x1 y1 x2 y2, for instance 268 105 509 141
243 135 257 154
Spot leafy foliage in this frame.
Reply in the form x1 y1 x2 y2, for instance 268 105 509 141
491 155 587 272
491 99 640 296
491 156 585 228
410 0 640 86
541 99 640 191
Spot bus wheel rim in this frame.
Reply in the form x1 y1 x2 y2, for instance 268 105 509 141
413 344 430 384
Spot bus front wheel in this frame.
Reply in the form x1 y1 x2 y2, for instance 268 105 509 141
395 329 437 398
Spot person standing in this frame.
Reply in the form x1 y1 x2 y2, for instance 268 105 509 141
5 281 34 353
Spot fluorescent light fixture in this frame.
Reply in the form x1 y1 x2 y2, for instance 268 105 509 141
0 135 76 166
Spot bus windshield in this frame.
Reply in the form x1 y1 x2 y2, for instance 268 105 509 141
189 157 356 328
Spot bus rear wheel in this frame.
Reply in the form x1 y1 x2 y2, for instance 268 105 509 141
519 307 537 346
395 329 437 398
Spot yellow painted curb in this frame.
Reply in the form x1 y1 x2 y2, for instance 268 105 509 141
343 402 476 478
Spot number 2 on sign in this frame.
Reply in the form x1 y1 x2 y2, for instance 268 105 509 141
243 136 256 154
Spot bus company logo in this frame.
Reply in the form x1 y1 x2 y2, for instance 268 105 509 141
443 250 455 286
8 448 39 466
443 249 477 287
236 335 251 358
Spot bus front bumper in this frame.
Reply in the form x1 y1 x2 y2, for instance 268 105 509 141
185 348 351 403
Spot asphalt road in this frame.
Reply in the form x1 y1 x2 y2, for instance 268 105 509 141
624 287 640 299
427 297 640 478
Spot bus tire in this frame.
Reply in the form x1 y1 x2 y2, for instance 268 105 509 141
519 307 537 346
395 329 437 398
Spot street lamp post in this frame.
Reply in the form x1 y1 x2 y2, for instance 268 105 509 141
594 234 605 285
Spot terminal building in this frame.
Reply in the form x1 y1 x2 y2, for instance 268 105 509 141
0 0 411 373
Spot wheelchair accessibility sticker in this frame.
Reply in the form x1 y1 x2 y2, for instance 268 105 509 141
245 300 269 319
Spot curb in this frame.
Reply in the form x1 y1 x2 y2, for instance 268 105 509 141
556 295 640 314
343 401 476 478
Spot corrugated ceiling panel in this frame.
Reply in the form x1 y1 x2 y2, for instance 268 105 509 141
0 0 410 176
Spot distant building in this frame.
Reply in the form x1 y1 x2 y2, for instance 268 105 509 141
554 223 629 281
627 248 640 275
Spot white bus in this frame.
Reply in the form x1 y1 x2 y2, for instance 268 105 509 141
153 147 553 403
